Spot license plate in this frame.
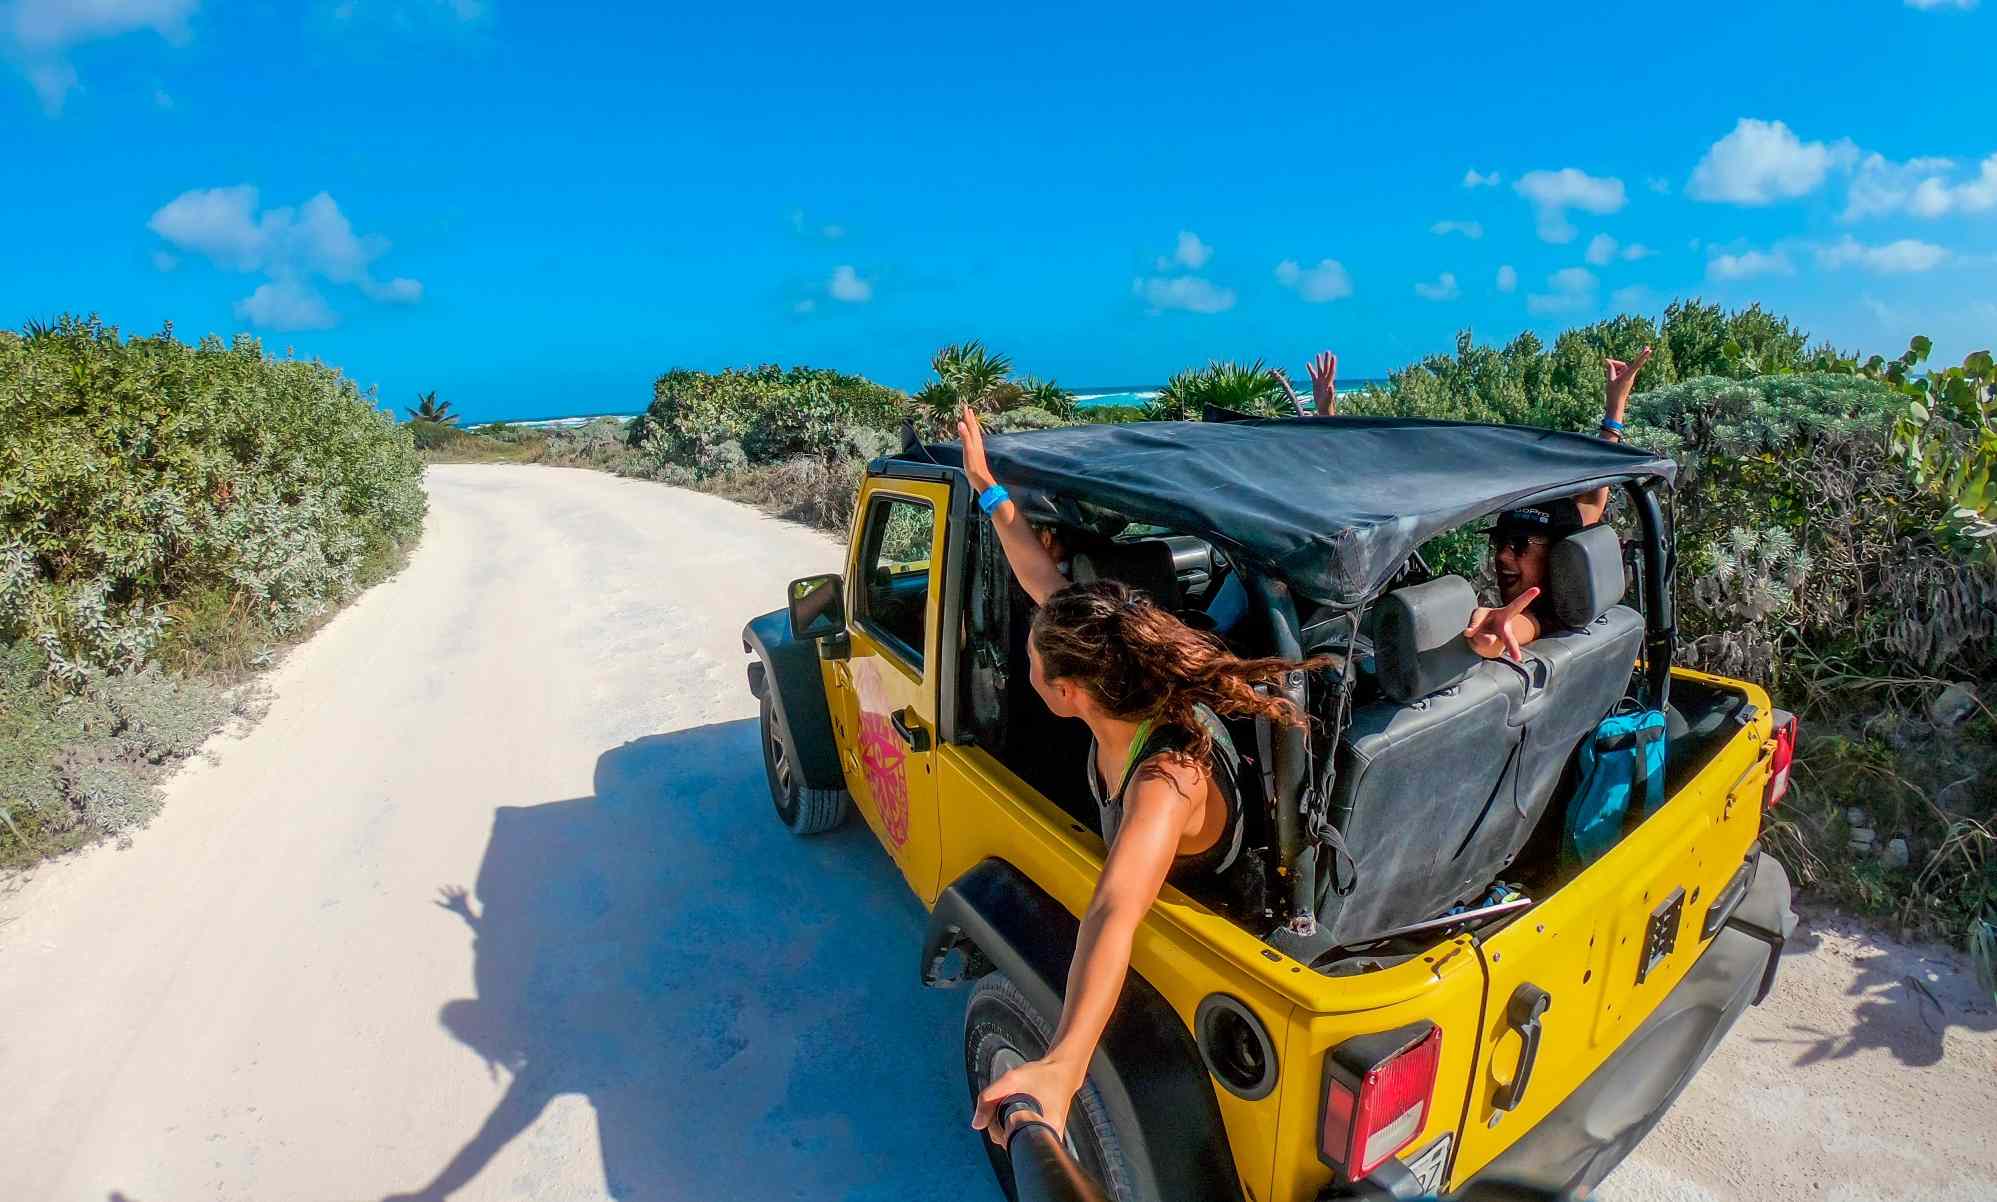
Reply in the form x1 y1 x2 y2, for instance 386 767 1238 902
1406 1133 1452 1195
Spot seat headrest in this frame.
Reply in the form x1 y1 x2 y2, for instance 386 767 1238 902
1070 540 1183 611
1373 574 1482 703
1547 524 1627 629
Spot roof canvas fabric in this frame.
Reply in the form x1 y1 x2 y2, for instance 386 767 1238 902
919 416 1674 608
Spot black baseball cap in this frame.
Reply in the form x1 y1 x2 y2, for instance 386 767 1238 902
1491 497 1585 541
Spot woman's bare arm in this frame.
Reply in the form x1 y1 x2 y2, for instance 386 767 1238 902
970 759 1198 1141
1577 346 1652 524
957 404 1068 605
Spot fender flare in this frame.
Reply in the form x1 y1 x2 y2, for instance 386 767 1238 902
922 858 1247 1202
742 608 846 791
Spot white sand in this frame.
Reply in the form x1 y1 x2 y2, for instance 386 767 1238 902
2 463 1990 1201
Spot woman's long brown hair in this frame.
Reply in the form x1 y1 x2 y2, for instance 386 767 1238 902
1031 578 1322 769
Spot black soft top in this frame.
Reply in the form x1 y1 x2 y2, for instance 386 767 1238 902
918 416 1675 609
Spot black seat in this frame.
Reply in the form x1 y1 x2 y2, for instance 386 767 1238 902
1316 526 1645 946
1505 523 1645 825
1070 540 1183 610
1317 575 1528 945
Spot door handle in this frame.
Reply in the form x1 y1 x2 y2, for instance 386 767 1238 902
1493 983 1551 1113
890 707 931 753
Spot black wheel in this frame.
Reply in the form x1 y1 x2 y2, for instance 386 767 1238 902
963 973 1134 1202
760 694 849 834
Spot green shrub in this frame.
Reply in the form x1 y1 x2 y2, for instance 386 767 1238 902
632 364 906 467
1 637 251 867
1147 361 1290 420
1 316 426 682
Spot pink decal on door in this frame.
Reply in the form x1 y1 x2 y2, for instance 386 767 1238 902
853 662 910 847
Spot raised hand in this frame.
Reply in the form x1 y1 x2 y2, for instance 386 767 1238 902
1603 346 1653 416
1307 351 1338 416
1464 587 1541 661
956 403 996 493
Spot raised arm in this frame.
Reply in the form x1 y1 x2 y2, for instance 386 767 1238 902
1308 351 1338 417
1465 586 1542 661
957 404 1068 605
970 759 1198 1142
1577 346 1651 524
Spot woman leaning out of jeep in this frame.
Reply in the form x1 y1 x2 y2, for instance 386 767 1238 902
956 403 1324 1147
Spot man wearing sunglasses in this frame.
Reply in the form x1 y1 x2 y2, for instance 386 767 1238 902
1464 347 1652 660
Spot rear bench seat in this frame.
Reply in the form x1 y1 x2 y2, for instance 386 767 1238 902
1316 524 1642 946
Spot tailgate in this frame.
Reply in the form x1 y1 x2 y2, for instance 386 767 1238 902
1445 699 1776 1184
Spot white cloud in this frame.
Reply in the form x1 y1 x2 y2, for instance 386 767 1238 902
1845 152 1997 220
1526 266 1597 315
827 264 872 303
1688 118 1857 205
363 276 423 303
1463 169 1500 188
6 0 197 115
1155 230 1212 271
1905 0 1976 9
788 209 847 240
1646 177 1671 194
150 250 177 271
1496 264 1518 293
234 279 335 330
1620 242 1656 261
1706 248 1794 280
1814 235 1948 274
1430 219 1483 239
1133 275 1236 314
1611 285 1657 312
1413 271 1459 302
1273 258 1353 303
793 298 816 315
1585 234 1619 266
147 185 423 329
1514 168 1626 243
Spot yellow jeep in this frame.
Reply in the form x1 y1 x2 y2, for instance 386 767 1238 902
744 417 1797 1201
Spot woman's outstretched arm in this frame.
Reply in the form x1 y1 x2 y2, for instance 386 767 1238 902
958 403 1068 605
970 759 1198 1142
1577 346 1651 524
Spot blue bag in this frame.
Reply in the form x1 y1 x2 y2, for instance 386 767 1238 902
1564 706 1668 864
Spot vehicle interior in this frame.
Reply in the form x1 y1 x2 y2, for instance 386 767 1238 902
957 487 1755 969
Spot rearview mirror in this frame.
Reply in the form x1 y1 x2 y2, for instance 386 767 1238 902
788 574 846 641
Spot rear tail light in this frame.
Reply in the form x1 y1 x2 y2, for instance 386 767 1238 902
1764 710 1797 809
1319 1023 1442 1181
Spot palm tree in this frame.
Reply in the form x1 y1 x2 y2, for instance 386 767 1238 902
407 390 458 425
1147 360 1289 421
915 341 1025 429
1018 376 1077 419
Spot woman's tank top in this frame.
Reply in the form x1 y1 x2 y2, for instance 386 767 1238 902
1085 703 1244 882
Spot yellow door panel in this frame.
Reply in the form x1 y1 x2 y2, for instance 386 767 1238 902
828 476 952 902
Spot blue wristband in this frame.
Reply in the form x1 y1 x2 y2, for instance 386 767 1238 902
978 484 1011 514
1600 416 1625 434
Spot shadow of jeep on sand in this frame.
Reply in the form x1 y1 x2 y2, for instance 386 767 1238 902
383 719 988 1202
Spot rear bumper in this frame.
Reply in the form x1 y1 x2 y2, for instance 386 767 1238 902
1467 851 1795 1194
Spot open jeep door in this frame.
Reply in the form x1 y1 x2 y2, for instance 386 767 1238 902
823 469 957 903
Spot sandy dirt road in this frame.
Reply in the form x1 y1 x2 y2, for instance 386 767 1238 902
2 464 1992 1202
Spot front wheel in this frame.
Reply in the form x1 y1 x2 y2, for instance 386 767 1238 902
964 973 1134 1202
760 694 849 834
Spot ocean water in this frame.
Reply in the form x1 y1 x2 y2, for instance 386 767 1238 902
479 379 1389 428
1072 379 1388 412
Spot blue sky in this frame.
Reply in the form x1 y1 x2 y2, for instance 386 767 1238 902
4 1 1994 423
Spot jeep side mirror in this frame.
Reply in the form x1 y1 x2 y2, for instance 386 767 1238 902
788 574 846 642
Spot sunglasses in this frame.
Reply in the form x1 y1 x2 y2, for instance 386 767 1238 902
1487 532 1551 555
